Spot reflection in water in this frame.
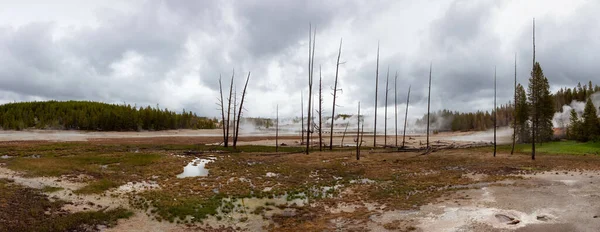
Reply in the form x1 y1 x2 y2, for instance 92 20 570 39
177 157 215 178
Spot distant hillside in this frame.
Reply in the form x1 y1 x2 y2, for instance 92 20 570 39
0 101 217 131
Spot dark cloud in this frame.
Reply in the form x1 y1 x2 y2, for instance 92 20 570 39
513 1 600 90
0 0 598 120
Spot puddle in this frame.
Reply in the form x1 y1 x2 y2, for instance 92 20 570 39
224 193 308 211
203 185 343 226
177 157 215 178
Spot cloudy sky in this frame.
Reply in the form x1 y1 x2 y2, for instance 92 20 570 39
0 0 597 124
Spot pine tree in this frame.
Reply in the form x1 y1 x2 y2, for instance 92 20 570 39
567 109 582 141
528 62 554 146
515 84 530 143
537 71 554 143
582 98 600 141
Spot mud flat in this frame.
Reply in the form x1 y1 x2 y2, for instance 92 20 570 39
0 128 512 147
369 171 600 232
1 138 598 231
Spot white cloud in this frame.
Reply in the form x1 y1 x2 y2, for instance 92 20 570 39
0 0 597 124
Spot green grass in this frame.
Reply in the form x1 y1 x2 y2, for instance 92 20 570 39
74 179 120 194
498 140 600 155
132 192 224 223
6 152 163 177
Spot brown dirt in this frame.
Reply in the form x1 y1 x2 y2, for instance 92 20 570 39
1 133 599 231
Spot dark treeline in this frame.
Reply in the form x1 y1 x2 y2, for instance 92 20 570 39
553 81 600 111
568 97 600 142
418 81 600 134
416 106 514 132
0 101 217 131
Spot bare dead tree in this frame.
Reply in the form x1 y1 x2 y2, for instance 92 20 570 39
511 53 517 154
356 102 360 160
218 76 226 146
306 24 316 154
340 122 349 147
531 18 536 160
304 22 310 144
318 66 323 151
426 63 432 150
233 72 251 148
374 42 380 147
394 71 398 147
225 69 235 147
494 66 497 157
232 86 237 143
360 114 365 151
313 92 316 138
329 38 343 150
402 85 411 148
384 66 389 147
276 104 279 153
301 91 304 142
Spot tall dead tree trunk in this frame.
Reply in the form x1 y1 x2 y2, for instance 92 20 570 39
313 93 315 139
329 38 343 150
233 72 251 148
301 91 304 142
225 70 235 147
384 66 389 147
511 53 517 154
232 86 237 144
494 67 497 157
394 71 398 147
426 63 432 150
304 22 310 145
276 104 279 153
318 66 323 151
356 102 360 160
374 42 380 147
218 76 226 146
341 122 349 147
306 24 316 154
402 85 411 148
360 115 365 151
531 18 536 160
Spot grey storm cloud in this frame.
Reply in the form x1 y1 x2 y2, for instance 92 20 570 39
0 0 598 121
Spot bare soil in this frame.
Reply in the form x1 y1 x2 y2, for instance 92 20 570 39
0 131 598 231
